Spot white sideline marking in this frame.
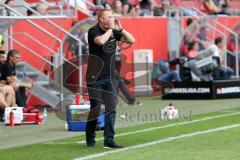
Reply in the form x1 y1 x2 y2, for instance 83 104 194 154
44 111 240 145
74 123 240 160
74 111 240 144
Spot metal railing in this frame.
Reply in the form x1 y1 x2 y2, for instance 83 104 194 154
175 6 239 78
11 1 83 60
78 0 104 15
84 0 102 9
11 32 79 71
12 1 85 98
24 0 78 17
0 4 82 107
184 7 239 77
3 27 80 106
17 1 84 52
4 33 57 68
14 32 58 55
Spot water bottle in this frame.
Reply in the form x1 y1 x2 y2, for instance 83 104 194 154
43 108 48 123
9 110 14 126
75 92 80 105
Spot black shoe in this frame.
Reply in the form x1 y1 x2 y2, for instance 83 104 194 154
132 100 143 106
0 110 4 122
128 99 143 107
103 141 123 149
86 140 96 147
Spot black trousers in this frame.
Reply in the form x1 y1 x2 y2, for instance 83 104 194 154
16 87 27 107
116 76 134 104
0 108 4 121
86 79 118 143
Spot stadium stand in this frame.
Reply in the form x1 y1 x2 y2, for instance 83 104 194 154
1 0 240 108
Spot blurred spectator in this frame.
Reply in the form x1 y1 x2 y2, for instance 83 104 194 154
226 34 240 72
128 4 140 17
27 3 49 16
181 18 196 55
140 0 152 10
153 0 171 16
0 50 16 100
223 0 240 15
0 50 16 121
212 0 220 6
139 0 157 16
3 49 35 107
151 60 181 84
122 3 130 16
4 0 15 16
196 26 210 51
94 0 107 6
151 59 183 90
154 0 177 17
104 3 111 10
227 34 236 52
68 0 89 14
5 0 14 6
186 18 193 26
120 0 130 4
187 41 199 59
112 0 123 16
208 37 225 58
203 0 221 14
203 0 230 15
115 53 142 106
35 3 49 15
208 37 234 79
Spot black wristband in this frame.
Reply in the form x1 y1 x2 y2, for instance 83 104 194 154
114 29 123 35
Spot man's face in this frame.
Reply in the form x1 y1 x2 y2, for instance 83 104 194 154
202 28 208 35
114 1 122 14
99 11 114 29
10 54 20 65
0 54 6 64
7 0 15 7
122 4 129 14
218 41 224 49
191 43 198 51
37 4 48 15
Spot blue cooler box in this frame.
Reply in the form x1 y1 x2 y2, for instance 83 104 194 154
66 104 105 131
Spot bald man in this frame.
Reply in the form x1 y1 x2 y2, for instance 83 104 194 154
85 9 135 148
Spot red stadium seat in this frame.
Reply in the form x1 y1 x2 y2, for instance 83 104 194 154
228 1 240 9
174 0 201 8
26 0 59 2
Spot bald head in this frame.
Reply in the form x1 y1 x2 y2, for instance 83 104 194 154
97 9 114 30
97 9 112 21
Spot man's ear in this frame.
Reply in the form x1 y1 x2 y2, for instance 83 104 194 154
98 17 103 23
